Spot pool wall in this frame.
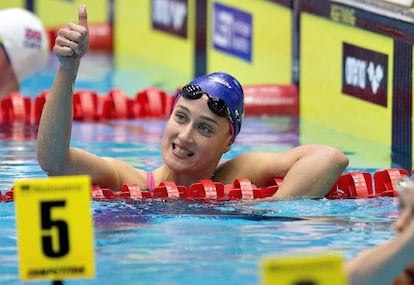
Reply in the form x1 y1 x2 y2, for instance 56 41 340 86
115 0 294 86
298 0 414 172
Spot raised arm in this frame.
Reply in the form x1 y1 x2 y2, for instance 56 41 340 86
36 5 122 189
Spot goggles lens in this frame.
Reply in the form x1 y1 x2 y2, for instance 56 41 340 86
181 84 233 123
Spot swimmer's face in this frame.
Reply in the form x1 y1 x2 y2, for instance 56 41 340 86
161 95 232 176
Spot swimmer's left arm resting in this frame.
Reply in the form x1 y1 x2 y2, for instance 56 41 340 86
272 144 348 199
229 144 348 199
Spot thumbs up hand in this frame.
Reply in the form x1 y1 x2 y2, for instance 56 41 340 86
53 5 89 71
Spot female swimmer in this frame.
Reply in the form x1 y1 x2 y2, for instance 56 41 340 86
37 5 349 200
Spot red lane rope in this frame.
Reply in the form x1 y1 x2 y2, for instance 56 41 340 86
0 84 299 125
0 168 409 203
0 88 173 125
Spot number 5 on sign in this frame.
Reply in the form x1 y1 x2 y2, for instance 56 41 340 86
14 175 95 281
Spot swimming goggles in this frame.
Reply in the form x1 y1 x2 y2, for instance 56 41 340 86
181 84 233 123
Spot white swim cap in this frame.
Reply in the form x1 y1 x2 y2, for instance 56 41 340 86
0 8 49 83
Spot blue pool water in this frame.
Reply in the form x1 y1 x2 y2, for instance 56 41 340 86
0 53 399 284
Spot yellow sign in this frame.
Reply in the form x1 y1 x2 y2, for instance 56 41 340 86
260 253 348 285
14 175 95 281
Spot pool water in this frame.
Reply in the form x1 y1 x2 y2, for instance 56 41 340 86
0 53 400 284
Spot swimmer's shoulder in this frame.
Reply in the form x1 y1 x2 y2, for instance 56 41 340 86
214 152 256 184
103 157 147 188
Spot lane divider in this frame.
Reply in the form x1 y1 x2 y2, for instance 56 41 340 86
0 168 409 203
0 84 299 125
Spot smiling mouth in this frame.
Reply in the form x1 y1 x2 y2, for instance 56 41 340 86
173 143 194 157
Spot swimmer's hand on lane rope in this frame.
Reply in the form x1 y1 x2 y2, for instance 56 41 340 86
54 5 89 71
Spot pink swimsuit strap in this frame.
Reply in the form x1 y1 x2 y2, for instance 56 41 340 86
146 172 155 190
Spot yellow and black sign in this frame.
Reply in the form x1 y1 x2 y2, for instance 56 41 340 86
260 253 348 285
14 175 94 281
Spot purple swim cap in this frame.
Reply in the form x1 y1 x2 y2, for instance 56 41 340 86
177 72 244 141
